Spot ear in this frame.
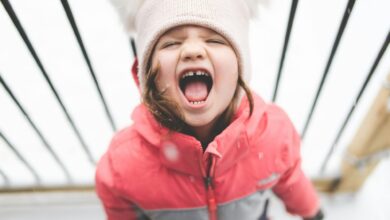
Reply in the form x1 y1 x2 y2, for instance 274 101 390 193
131 58 141 93
109 0 145 33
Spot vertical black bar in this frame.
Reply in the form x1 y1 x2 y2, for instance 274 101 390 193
60 0 117 132
0 74 72 183
319 31 390 174
0 130 42 184
0 168 10 187
301 0 356 139
130 37 137 58
259 198 270 220
272 0 299 102
1 0 96 165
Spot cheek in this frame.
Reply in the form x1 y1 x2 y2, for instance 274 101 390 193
153 52 177 91
213 50 239 85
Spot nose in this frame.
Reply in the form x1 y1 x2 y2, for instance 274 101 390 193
180 41 206 62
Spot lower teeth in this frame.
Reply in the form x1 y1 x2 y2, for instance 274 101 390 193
190 101 204 105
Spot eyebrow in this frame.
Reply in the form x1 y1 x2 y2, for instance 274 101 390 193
162 30 223 40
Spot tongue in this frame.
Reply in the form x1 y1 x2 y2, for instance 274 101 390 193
184 81 208 102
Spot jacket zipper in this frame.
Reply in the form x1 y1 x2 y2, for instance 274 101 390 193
205 175 217 220
199 151 217 220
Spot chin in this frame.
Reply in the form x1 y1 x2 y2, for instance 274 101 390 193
183 113 218 128
184 118 211 128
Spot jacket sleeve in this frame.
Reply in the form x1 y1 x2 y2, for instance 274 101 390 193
95 153 139 220
272 119 320 218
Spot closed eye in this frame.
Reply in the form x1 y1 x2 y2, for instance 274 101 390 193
206 39 227 45
161 41 180 49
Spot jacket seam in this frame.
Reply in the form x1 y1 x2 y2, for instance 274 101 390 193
217 189 268 207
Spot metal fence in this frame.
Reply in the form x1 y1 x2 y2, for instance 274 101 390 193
0 0 389 190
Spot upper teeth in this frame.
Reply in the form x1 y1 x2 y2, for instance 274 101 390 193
182 71 209 79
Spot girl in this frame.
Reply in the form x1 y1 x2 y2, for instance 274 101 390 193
96 0 323 219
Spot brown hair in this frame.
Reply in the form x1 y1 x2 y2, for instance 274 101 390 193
142 63 254 134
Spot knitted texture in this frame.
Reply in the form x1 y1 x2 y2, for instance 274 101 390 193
111 0 257 91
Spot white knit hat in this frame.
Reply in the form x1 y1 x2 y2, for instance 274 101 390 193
110 0 261 91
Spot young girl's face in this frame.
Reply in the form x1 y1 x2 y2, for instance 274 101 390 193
151 25 238 130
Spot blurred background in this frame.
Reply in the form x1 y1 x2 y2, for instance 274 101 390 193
0 0 389 219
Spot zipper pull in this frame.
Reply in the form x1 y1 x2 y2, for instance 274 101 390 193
204 176 213 188
204 176 217 215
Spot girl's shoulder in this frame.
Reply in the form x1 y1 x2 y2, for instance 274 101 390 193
245 93 296 139
101 125 157 173
251 92 293 122
247 94 301 167
108 124 156 164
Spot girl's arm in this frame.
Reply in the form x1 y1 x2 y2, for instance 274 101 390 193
95 154 140 220
271 119 322 219
272 157 321 218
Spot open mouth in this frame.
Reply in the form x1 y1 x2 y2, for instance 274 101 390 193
179 70 213 105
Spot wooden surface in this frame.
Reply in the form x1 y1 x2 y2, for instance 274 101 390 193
314 74 390 193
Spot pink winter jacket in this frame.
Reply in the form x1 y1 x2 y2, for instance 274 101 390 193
95 93 320 220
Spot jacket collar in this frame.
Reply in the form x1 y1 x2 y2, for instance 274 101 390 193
132 95 266 177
